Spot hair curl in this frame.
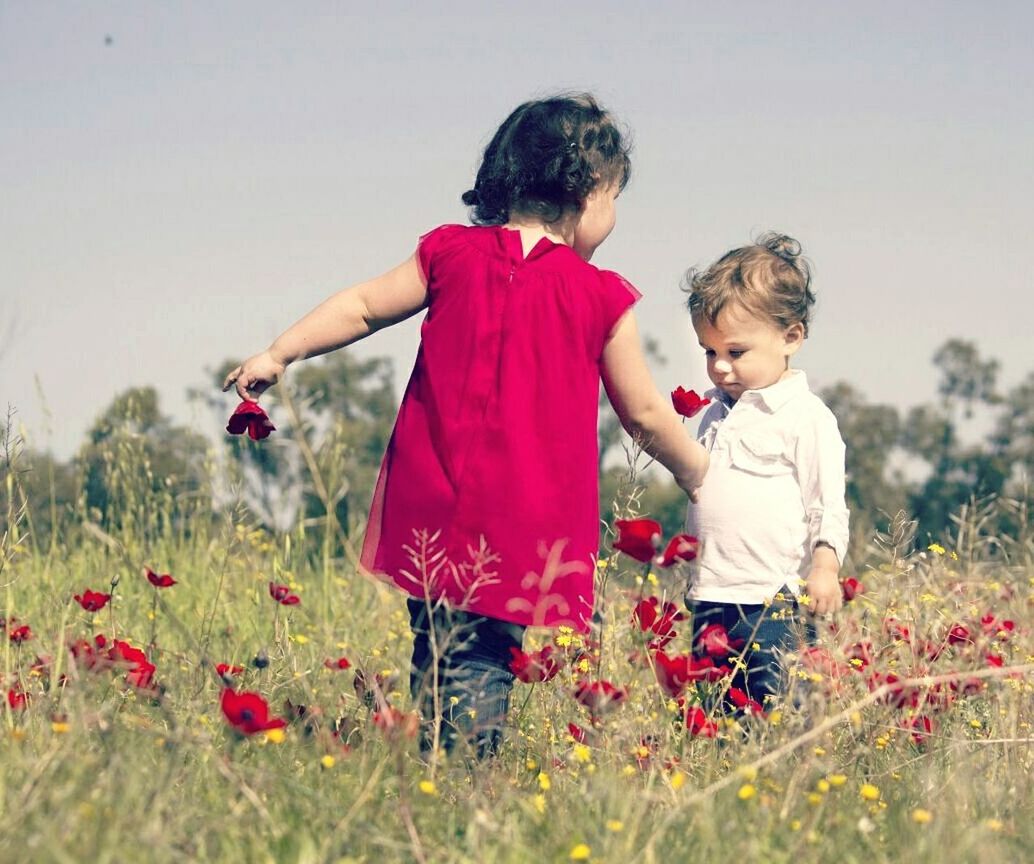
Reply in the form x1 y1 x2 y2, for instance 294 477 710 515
684 232 816 335
462 93 631 226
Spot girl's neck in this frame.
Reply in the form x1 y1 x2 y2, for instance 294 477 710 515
504 215 575 258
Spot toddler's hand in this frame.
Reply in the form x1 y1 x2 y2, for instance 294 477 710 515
222 350 286 400
804 567 843 616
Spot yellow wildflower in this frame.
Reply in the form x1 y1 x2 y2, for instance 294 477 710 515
569 844 591 861
738 784 757 801
537 772 551 791
321 755 336 769
418 780 437 796
859 784 880 801
606 820 624 832
912 808 933 824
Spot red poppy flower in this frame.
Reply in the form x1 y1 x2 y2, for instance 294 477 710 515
870 671 920 710
613 519 661 563
220 688 286 735
980 615 1015 640
323 657 352 671
145 568 177 588
69 634 110 671
7 687 29 711
653 651 721 697
685 706 719 737
844 640 874 670
907 714 935 746
567 722 589 744
74 590 112 612
226 400 276 441
985 653 1004 668
656 534 699 568
883 617 913 644
268 582 300 606
8 622 33 643
631 597 685 649
216 663 245 677
573 680 627 716
840 577 864 602
509 646 562 683
108 640 157 690
946 623 972 645
695 623 746 659
671 387 711 419
727 686 766 716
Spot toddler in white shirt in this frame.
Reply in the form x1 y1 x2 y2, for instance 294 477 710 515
683 233 850 707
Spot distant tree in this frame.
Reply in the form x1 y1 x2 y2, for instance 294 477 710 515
78 387 209 535
901 340 1011 537
820 382 905 550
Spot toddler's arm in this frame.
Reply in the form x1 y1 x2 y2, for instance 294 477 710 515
223 255 427 399
600 311 709 499
796 409 850 615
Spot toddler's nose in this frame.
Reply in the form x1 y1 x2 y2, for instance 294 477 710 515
713 358 732 375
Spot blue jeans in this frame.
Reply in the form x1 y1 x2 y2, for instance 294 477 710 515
407 598 525 758
687 588 815 708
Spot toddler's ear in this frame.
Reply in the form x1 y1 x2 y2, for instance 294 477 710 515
784 322 806 355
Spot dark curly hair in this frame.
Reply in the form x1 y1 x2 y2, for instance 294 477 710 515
684 232 816 336
462 93 632 226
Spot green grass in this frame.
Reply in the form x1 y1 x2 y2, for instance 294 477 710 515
2 440 1033 864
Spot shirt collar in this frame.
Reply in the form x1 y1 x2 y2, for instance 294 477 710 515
706 369 810 413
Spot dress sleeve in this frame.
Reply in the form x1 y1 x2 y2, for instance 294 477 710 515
416 224 465 287
598 270 642 338
794 405 851 564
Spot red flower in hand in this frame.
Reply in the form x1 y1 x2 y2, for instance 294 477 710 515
695 623 746 659
145 568 177 588
573 680 627 716
323 656 352 671
509 646 562 683
268 582 301 605
613 519 662 563
220 688 286 735
226 400 276 441
671 387 711 419
840 577 864 602
656 534 699 568
74 590 112 612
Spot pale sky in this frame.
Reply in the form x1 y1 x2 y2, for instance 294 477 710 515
3 2 1032 457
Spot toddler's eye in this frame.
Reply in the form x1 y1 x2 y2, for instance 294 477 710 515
704 349 716 358
729 350 746 358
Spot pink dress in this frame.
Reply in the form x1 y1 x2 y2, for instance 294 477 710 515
360 224 639 631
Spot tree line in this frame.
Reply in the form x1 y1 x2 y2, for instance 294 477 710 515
4 338 1031 560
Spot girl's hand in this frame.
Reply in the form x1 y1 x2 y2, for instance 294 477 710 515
222 350 286 400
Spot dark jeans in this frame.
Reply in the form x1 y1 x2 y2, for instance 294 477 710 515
687 589 815 708
407 598 525 758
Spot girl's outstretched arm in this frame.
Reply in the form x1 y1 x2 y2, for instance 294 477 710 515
600 310 709 499
223 255 427 399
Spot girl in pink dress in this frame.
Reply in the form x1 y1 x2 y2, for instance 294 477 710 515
224 94 709 756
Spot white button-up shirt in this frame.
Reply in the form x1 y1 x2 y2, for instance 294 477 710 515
684 370 850 604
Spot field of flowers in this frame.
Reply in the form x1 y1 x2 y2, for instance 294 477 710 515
2 425 1033 864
